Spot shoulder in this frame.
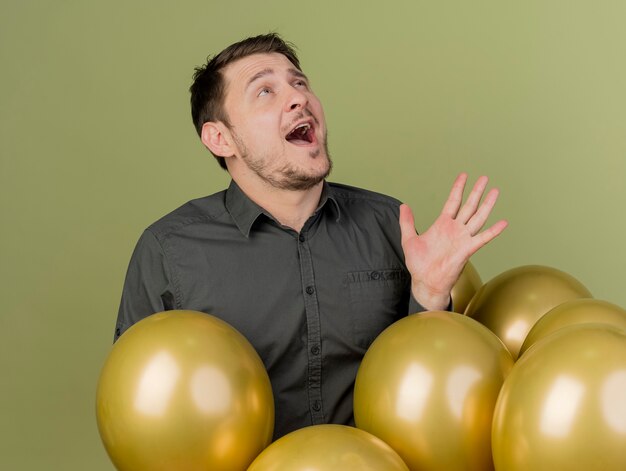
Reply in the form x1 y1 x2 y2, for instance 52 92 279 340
328 182 402 212
146 189 229 240
326 182 404 232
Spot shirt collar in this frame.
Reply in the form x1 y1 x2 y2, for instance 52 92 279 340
225 180 341 238
225 180 266 238
320 182 342 222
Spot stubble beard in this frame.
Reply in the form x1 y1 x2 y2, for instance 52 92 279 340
233 130 333 192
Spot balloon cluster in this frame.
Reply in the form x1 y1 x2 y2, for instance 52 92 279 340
97 312 407 470
354 263 626 471
97 263 626 470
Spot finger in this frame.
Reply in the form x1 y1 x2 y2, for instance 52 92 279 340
441 172 468 218
470 219 509 254
466 187 499 235
456 176 489 224
399 203 418 247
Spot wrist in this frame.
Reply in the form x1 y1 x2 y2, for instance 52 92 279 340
411 282 451 312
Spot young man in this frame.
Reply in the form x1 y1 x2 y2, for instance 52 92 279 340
115 33 507 439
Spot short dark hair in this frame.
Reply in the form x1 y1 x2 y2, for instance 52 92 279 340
190 33 302 170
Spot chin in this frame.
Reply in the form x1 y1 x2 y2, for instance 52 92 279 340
279 160 332 192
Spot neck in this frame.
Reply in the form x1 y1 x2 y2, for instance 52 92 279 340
234 177 324 233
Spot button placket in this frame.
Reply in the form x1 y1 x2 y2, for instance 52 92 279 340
297 231 324 423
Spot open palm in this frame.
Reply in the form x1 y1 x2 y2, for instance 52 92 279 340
400 173 508 311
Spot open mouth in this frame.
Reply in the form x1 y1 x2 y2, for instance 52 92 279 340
285 122 315 146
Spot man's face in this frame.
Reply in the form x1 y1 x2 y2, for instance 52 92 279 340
221 53 331 191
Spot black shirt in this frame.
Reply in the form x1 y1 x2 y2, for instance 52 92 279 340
115 180 424 439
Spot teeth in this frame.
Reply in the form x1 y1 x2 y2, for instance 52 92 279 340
295 123 310 131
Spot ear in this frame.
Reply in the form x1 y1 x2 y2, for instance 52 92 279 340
201 121 235 158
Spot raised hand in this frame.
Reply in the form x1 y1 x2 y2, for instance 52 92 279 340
399 173 508 311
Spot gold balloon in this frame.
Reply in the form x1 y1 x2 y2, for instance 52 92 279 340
354 311 513 471
451 261 483 314
247 424 409 470
465 265 592 360
492 324 626 471
96 310 274 471
519 299 626 356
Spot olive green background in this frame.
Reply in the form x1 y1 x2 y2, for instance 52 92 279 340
1 1 624 469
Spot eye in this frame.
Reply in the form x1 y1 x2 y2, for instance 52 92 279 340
294 80 308 88
258 87 272 97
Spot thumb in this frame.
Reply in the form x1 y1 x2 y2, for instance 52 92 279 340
399 203 418 246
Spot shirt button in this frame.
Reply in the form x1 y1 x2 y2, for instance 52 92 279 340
299 234 305 242
306 286 315 295
312 400 321 412
311 345 320 355
371 270 381 280
115 327 121 337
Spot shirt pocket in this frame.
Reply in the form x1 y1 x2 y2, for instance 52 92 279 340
346 268 409 350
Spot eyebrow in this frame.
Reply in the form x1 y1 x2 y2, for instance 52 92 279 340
245 67 309 90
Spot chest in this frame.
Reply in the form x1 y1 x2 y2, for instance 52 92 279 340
163 217 410 358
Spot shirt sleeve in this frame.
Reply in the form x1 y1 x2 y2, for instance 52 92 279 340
114 229 175 342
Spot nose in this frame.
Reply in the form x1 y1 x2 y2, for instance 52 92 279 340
284 86 308 112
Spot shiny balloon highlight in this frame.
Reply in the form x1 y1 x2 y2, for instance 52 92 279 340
354 311 513 471
492 324 626 471
96 310 274 471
